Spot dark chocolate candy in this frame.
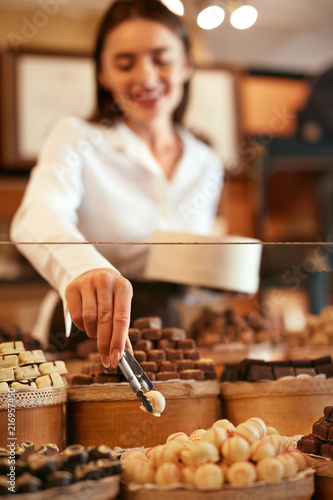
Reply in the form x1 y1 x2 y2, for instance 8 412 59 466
133 317 162 330
16 473 42 494
134 340 153 351
176 360 195 371
36 444 59 456
145 372 156 382
68 374 93 386
166 349 184 361
157 339 175 350
246 363 273 382
272 366 295 379
313 417 333 439
147 350 166 362
183 349 200 361
46 470 73 488
292 359 313 368
140 361 158 373
204 371 217 380
195 359 215 373
311 356 332 366
27 453 57 477
75 463 102 481
297 434 323 455
96 458 122 477
141 328 162 341
128 328 142 343
156 372 180 381
324 406 333 421
176 339 196 350
316 364 333 378
63 444 88 466
159 361 177 372
295 367 317 377
93 373 121 384
162 328 186 341
88 445 113 461
133 350 147 363
180 369 204 381
321 442 333 458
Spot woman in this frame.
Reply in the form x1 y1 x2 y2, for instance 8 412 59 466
11 0 223 369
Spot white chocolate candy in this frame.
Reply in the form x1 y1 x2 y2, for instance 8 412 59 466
264 435 286 454
122 450 148 463
10 381 37 390
256 457 284 482
288 449 307 471
246 417 267 438
0 382 8 391
0 355 18 369
276 453 298 478
125 460 155 484
189 429 207 441
148 445 164 468
250 438 276 462
222 437 251 463
266 426 280 436
167 432 189 443
234 422 260 444
155 444 180 465
39 360 67 376
194 463 223 488
0 367 14 382
212 419 235 436
141 390 165 417
18 350 46 366
227 461 257 485
14 364 40 381
180 447 195 466
182 466 196 485
0 341 25 355
190 441 219 466
35 373 64 388
203 427 227 448
155 462 182 486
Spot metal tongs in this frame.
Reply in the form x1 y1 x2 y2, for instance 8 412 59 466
118 347 154 413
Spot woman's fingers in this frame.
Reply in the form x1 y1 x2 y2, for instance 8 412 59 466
110 278 133 368
65 283 84 331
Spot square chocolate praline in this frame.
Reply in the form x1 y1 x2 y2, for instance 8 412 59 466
246 362 273 382
297 434 323 455
272 366 295 379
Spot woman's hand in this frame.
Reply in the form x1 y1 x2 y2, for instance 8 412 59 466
65 268 133 368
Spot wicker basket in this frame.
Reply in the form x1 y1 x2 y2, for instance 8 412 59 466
67 380 219 448
0 387 67 450
120 469 315 500
306 455 333 500
220 378 333 436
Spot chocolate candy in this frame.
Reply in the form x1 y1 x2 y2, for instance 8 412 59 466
0 382 8 391
0 449 9 458
146 372 156 382
246 363 274 382
16 473 42 494
128 328 142 343
204 371 217 380
0 341 25 355
195 359 215 373
63 444 88 466
0 458 11 475
0 354 18 369
35 373 65 388
93 373 121 384
147 350 166 362
176 360 195 371
75 463 102 481
14 364 40 381
11 380 37 389
297 434 322 455
141 361 158 373
0 367 14 382
134 340 153 351
18 350 46 366
133 317 162 330
184 349 200 361
156 372 180 381
180 369 205 381
133 350 147 363
36 443 59 456
67 374 93 386
39 360 68 376
295 367 317 377
324 406 333 421
162 328 186 341
27 454 57 477
141 328 162 341
87 445 113 461
271 361 295 379
176 339 196 350
157 339 175 350
166 349 184 361
321 442 333 458
46 470 73 487
96 458 122 477
159 361 177 372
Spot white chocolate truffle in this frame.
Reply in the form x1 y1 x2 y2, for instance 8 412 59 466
266 426 280 436
182 466 197 485
212 419 235 436
190 441 219 466
155 462 182 486
234 422 261 444
256 457 284 482
140 390 165 417
180 447 195 466
133 461 156 484
246 417 267 438
222 437 251 463
203 427 227 448
288 450 307 471
264 435 286 454
190 429 207 440
155 444 179 465
149 445 165 468
167 432 189 443
251 438 276 462
122 460 139 482
194 463 223 488
276 453 298 478
219 461 230 481
227 461 257 485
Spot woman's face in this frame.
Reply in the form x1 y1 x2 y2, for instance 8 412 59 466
98 18 191 126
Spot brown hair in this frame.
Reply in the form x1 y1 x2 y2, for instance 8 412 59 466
91 0 191 125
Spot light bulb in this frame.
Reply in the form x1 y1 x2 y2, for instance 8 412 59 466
230 5 258 29
161 0 184 16
197 5 225 30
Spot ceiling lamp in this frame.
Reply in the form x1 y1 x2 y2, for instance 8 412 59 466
230 4 258 29
197 5 225 30
161 0 184 16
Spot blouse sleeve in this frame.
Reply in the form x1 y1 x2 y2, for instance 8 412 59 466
10 116 118 302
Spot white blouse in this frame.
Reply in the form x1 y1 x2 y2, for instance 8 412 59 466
10 115 223 301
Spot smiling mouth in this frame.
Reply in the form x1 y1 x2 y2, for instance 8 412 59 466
130 88 164 103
